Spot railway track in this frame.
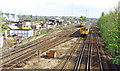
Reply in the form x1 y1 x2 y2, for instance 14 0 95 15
60 37 86 70
0 29 67 59
73 32 89 71
54 23 120 71
2 23 118 70
95 24 120 71
91 25 103 71
0 26 71 57
0 24 78 60
1 25 78 69
73 26 103 71
54 28 89 70
54 35 82 69
0 31 57 57
54 27 91 71
0 29 67 62
54 24 105 71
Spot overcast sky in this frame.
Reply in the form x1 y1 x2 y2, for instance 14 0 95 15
0 0 119 18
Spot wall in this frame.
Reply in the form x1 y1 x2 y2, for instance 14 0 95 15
0 32 3 48
9 29 33 38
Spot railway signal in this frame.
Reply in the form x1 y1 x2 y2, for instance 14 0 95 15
36 50 42 55
36 50 42 63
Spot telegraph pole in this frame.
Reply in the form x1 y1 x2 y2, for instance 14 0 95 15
18 13 21 24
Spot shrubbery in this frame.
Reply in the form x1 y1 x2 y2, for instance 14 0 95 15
98 8 120 65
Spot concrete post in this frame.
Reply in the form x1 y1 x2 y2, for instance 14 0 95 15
0 32 3 48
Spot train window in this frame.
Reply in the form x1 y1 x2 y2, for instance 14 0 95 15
83 28 85 31
86 29 88 31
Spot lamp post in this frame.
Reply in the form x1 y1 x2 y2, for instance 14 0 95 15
18 13 21 24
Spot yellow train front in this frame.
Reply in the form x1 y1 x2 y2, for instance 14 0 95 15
80 27 89 36
80 22 84 27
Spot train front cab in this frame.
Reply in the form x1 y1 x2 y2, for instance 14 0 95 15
80 27 89 37
80 22 84 27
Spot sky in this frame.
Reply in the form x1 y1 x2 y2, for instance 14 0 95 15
0 0 119 18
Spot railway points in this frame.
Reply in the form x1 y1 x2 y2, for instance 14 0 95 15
1 22 120 71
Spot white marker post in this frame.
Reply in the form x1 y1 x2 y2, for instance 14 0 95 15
0 33 3 48
36 50 42 63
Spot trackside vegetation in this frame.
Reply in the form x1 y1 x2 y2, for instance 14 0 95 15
98 8 120 65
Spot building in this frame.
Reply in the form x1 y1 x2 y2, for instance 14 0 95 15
9 29 34 38
7 22 34 38
47 23 54 29
23 20 32 29
36 23 42 30
0 32 3 48
2 13 19 22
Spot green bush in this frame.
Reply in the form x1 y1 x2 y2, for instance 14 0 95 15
98 7 119 65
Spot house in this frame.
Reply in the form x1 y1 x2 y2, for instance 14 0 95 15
67 21 71 24
21 20 31 29
44 22 48 28
7 22 34 38
56 19 64 25
8 28 33 38
8 22 19 28
48 19 55 24
36 23 42 30
2 13 19 22
0 32 3 48
10 29 33 38
55 17 64 25
30 22 42 30
7 22 20 36
47 23 54 29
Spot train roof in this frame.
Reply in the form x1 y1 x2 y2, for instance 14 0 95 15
84 22 92 29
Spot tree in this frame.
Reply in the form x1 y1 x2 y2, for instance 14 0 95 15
0 12 9 33
45 17 50 21
101 12 105 16
30 15 32 19
33 18 40 21
80 16 83 18
98 7 120 65
17 15 20 20
82 16 88 22
40 18 44 21
26 18 32 20
62 16 66 20
30 15 33 21
2 22 9 29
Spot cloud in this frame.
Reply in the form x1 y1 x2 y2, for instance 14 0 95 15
0 0 119 18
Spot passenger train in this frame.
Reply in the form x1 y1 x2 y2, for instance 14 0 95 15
80 22 84 27
80 23 91 36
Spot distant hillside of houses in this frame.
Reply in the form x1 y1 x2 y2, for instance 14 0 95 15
1 13 85 48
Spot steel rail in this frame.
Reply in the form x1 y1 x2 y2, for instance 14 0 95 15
0 29 72 67
0 24 76 56
61 37 81 70
73 35 88 71
86 27 92 71
7 32 75 69
1 26 77 69
94 26 103 71
0 27 71 59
